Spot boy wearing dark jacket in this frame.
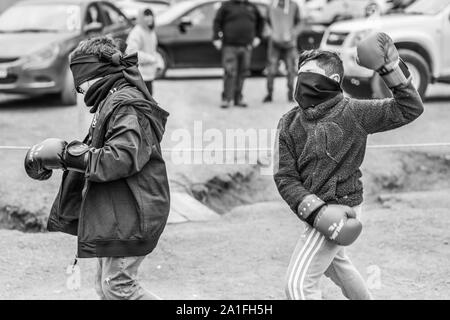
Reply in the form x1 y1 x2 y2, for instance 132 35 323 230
24 37 170 300
273 33 423 299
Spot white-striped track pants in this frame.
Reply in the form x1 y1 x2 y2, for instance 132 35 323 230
285 206 372 300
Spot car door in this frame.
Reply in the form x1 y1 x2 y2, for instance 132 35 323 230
97 1 133 42
442 5 450 76
170 1 222 67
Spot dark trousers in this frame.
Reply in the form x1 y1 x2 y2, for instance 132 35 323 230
145 81 153 96
266 41 297 96
221 45 252 102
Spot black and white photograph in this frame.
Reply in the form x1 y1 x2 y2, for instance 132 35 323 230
0 0 449 305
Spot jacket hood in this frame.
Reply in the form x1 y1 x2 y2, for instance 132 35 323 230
117 95 169 143
136 8 154 31
301 93 344 121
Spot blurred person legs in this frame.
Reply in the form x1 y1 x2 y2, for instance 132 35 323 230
95 256 161 300
221 45 251 108
264 41 297 103
234 46 252 107
285 206 372 300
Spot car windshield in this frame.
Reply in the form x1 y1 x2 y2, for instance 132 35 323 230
0 4 81 33
404 0 450 15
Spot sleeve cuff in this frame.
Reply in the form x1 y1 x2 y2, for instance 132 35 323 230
297 194 326 220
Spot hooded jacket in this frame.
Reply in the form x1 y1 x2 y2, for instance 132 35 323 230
273 79 423 220
47 82 170 258
126 9 161 81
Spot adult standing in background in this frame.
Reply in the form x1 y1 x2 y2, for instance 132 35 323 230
213 0 264 109
263 0 302 103
126 8 162 95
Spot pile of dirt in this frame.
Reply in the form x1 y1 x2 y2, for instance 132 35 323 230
0 205 47 232
189 150 450 213
1 150 450 232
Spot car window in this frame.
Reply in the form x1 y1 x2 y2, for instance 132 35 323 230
99 2 129 27
182 2 221 27
0 4 81 32
85 4 103 25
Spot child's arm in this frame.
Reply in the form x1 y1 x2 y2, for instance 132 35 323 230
85 106 153 182
349 78 424 134
350 32 424 134
273 119 311 218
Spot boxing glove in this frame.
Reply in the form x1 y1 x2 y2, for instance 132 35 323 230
297 194 362 246
313 205 362 246
356 32 410 88
24 139 91 180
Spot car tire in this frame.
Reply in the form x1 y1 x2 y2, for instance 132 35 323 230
156 47 169 79
59 67 77 106
372 49 430 99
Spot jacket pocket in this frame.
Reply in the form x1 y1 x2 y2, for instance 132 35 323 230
323 122 344 163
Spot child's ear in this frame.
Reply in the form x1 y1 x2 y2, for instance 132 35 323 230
330 74 341 84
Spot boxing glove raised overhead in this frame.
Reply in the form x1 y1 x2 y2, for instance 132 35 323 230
356 32 410 88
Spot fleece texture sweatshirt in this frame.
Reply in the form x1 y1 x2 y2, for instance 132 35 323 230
273 79 424 220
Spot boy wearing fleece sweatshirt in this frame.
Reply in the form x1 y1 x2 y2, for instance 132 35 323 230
273 32 424 300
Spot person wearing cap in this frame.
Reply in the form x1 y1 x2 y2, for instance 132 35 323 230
23 36 170 300
126 8 163 95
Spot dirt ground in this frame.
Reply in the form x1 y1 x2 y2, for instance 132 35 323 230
0 192 449 300
1 75 450 299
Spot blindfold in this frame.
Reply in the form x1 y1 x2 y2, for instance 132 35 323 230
69 52 138 88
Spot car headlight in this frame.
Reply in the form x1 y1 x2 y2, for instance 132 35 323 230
22 44 61 70
349 30 374 48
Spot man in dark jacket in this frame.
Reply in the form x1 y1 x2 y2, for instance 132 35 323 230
213 0 264 108
24 37 170 300
273 33 423 299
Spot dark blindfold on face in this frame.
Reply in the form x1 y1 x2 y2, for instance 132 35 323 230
69 52 138 88
294 72 342 109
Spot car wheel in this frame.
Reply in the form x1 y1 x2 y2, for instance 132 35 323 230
59 67 77 106
371 49 430 99
156 47 169 79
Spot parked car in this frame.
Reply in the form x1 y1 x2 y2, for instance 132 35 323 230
0 0 133 105
154 0 326 77
305 0 393 25
112 0 171 21
320 0 449 99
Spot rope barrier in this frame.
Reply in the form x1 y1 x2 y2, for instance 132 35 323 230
2 143 450 152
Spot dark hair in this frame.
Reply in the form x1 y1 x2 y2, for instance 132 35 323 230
143 8 154 16
70 36 121 62
298 49 344 83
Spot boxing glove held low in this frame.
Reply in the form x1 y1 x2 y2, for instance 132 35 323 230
313 205 362 246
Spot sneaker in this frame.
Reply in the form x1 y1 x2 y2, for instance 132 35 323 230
221 100 232 109
234 100 248 108
263 94 273 103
